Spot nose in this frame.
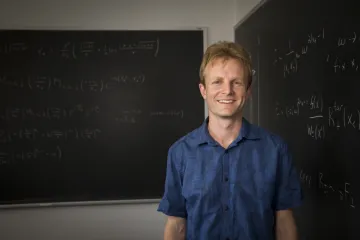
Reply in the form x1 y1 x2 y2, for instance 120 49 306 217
222 82 234 95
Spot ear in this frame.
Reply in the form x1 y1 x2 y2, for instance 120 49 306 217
199 83 207 100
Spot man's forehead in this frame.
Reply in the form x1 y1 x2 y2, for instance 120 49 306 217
205 58 244 75
207 57 243 70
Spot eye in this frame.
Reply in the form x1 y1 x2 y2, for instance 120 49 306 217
212 80 221 84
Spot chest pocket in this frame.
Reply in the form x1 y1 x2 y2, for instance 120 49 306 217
181 155 223 215
182 168 204 203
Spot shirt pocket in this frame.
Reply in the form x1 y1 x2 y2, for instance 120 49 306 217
236 170 276 199
182 175 204 203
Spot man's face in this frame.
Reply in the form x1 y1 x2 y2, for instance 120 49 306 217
199 57 250 119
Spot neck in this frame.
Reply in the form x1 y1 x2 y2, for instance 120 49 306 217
207 114 243 148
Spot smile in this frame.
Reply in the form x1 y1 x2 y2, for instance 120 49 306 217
217 100 235 103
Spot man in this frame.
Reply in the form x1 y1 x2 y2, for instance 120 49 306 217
157 41 303 240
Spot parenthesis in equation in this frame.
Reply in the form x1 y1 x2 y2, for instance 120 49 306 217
101 79 104 92
154 37 160 57
181 110 184 119
48 77 51 90
27 76 32 89
57 145 62 160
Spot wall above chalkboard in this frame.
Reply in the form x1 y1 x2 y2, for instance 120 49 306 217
235 0 359 239
0 29 206 207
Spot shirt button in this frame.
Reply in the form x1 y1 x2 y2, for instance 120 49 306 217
224 177 229 182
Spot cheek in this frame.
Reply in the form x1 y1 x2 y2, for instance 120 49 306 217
206 89 219 98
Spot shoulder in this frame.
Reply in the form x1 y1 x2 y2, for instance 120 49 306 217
167 124 203 162
168 125 202 153
250 124 289 153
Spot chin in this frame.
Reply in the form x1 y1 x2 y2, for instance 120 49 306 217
215 110 242 118
215 112 238 118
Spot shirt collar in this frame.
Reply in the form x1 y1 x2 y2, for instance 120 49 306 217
196 117 261 146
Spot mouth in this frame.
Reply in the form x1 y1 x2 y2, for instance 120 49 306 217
217 100 235 104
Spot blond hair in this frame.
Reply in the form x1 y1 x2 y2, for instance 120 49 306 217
199 41 252 89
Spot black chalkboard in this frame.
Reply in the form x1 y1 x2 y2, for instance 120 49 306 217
235 0 358 239
0 29 205 205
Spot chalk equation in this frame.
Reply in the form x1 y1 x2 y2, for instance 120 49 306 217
326 54 359 73
275 93 323 117
0 145 62 165
273 27 360 78
275 93 360 139
0 74 146 92
0 104 100 121
300 169 312 188
319 172 356 209
300 169 355 209
337 31 358 47
0 128 101 143
306 124 325 140
0 38 160 58
273 28 325 78
116 109 184 123
1 106 185 124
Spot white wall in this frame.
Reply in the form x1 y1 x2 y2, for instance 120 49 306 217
0 0 235 45
0 0 260 240
235 0 262 24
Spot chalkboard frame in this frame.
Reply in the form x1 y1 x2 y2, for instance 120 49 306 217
0 27 208 209
233 0 268 126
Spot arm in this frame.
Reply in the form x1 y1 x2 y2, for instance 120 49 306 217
157 144 187 240
274 142 303 240
164 216 186 240
275 209 298 240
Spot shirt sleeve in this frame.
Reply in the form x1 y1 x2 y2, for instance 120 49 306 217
274 142 304 211
157 145 187 218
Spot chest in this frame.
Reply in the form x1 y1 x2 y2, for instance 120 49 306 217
181 142 279 204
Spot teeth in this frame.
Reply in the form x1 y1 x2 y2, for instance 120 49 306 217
218 100 234 103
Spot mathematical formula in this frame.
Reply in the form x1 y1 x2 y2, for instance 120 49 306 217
273 28 325 78
273 27 360 78
275 93 323 118
0 106 184 123
300 169 355 209
0 128 101 143
0 38 160 58
0 104 100 121
116 109 184 123
0 145 62 165
275 93 360 139
0 74 146 92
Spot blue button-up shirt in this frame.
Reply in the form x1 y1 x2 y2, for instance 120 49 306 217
157 117 303 240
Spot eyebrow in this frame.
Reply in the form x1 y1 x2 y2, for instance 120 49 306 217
213 77 243 81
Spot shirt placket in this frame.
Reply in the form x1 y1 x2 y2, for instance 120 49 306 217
221 149 231 240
